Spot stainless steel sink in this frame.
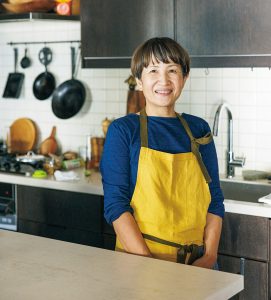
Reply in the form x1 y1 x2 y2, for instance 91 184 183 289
220 180 271 203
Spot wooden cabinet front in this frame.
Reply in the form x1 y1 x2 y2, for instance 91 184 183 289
219 212 269 261
17 185 103 233
218 254 269 300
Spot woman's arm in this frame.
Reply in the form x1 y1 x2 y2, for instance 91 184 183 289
192 213 222 268
113 212 152 257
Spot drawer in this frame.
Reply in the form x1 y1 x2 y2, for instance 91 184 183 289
219 212 269 261
218 254 269 300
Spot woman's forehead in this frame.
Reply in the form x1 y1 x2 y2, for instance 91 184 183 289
146 55 180 67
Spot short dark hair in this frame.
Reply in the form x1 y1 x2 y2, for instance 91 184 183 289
131 37 190 79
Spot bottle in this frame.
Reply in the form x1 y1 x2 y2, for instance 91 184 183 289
62 158 84 170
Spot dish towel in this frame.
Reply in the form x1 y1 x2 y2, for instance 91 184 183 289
54 170 80 181
258 193 271 204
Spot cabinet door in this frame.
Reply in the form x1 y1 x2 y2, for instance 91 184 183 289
81 0 174 68
18 219 104 248
219 213 269 261
17 185 103 233
218 254 269 300
176 0 271 67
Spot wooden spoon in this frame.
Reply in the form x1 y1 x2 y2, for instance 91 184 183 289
39 126 58 156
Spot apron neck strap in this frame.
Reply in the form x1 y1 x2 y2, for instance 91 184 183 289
140 108 148 147
139 108 212 183
176 113 213 183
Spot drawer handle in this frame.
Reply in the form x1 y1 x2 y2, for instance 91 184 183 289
237 257 245 276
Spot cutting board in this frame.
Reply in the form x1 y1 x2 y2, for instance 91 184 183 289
10 118 37 154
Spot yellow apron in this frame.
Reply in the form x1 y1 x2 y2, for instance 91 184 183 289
116 109 213 262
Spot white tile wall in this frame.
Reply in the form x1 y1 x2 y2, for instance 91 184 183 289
0 21 271 175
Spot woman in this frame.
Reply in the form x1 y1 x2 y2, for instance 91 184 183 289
100 37 224 269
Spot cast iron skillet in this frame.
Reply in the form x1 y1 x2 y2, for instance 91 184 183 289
51 47 85 119
33 47 56 100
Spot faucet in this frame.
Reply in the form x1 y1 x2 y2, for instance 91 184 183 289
213 103 245 178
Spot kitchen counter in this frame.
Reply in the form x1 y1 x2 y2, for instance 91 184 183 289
0 230 243 300
1 170 271 218
0 168 103 195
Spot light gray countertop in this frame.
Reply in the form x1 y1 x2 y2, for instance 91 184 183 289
0 230 243 300
0 168 103 195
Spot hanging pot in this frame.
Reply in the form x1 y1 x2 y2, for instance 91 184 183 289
51 46 86 119
33 47 56 100
20 47 31 69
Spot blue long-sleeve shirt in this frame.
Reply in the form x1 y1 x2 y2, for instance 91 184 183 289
100 113 224 225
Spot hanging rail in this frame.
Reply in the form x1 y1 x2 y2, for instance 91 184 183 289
7 40 81 46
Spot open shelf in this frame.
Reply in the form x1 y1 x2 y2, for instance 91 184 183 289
0 12 80 22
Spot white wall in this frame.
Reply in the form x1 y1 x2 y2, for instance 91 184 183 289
0 21 271 176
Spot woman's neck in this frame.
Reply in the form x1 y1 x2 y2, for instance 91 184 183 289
145 105 176 117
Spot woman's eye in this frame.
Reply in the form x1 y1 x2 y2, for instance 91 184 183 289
149 69 157 73
169 69 178 73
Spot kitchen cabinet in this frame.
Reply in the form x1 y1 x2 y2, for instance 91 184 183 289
81 0 271 68
80 0 175 68
17 185 116 250
218 254 268 300
218 212 270 299
176 0 271 67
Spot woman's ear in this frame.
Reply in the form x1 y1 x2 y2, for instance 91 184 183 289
136 78 143 91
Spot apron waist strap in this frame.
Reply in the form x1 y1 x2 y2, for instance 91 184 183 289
142 233 203 265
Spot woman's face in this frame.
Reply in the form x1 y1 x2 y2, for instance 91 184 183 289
136 56 187 114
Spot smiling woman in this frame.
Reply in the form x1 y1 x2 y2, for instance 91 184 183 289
100 37 224 269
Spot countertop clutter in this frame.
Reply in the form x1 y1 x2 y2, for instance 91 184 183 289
0 230 243 300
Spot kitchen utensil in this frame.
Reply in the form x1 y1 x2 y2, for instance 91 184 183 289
39 126 58 155
3 48 24 99
2 0 55 13
90 137 104 169
51 46 86 119
20 48 31 69
102 117 113 137
10 118 37 154
33 47 56 100
125 75 145 114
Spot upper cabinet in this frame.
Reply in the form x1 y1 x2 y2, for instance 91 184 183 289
176 0 271 67
81 0 174 68
81 0 271 68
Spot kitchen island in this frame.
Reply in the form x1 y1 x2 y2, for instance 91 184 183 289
0 229 243 300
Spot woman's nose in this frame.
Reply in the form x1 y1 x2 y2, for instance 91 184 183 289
158 72 170 83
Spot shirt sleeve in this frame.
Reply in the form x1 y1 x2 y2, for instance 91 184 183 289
100 121 133 225
199 121 225 218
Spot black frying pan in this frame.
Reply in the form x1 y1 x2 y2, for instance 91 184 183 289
51 47 86 119
3 48 24 98
33 47 56 100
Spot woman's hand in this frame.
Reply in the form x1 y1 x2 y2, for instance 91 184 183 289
192 253 217 269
